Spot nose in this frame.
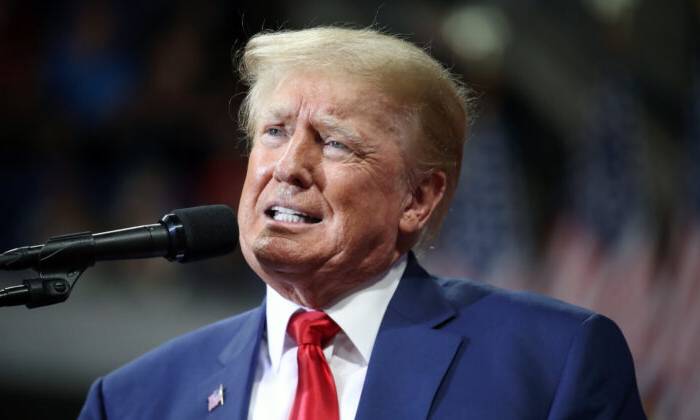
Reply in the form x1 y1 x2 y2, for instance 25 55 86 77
272 127 318 188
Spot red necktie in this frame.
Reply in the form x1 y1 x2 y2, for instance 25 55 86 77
287 311 341 420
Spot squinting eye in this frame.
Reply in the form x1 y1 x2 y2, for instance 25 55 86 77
322 140 354 160
267 127 283 136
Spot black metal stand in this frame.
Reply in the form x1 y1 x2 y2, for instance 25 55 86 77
0 270 84 308
0 233 92 308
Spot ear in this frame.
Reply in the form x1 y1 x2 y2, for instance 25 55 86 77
399 170 447 235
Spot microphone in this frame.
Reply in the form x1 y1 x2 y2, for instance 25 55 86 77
0 204 238 272
1 205 238 308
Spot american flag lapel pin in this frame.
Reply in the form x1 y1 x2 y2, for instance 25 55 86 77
207 384 224 412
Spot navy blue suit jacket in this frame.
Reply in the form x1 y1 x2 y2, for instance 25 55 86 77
78 254 646 419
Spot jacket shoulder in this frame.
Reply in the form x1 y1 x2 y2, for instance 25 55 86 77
423 275 645 418
434 275 597 327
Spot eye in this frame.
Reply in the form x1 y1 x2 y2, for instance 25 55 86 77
323 139 354 160
327 140 347 149
266 127 283 136
258 125 287 148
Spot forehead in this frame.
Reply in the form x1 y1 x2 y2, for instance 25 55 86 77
257 71 399 128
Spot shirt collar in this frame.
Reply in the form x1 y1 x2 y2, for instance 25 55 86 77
264 254 407 372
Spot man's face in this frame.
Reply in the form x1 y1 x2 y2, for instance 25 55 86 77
237 72 416 305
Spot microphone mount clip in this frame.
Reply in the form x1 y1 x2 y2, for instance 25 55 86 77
0 232 93 308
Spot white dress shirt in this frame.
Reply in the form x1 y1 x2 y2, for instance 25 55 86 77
247 254 407 420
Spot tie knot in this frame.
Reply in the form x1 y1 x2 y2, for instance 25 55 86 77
287 311 340 347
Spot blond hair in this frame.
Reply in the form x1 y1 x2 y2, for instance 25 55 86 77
237 26 473 249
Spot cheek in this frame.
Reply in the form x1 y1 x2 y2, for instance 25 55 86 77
238 174 257 215
329 171 406 228
240 149 272 197
238 154 272 224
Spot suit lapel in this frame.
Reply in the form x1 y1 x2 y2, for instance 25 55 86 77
192 256 462 419
198 303 266 420
355 254 464 420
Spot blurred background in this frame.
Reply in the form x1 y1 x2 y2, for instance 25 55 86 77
0 0 697 418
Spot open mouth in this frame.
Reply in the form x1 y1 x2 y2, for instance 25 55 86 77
265 205 322 224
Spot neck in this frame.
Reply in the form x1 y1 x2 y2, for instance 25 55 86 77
261 252 405 309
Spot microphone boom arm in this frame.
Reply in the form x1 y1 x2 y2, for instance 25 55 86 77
0 204 238 309
0 231 95 308
0 272 81 309
0 217 179 308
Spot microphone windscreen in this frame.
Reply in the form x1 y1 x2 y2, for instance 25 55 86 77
171 205 238 262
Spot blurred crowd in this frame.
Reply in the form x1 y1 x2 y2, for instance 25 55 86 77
0 0 257 251
1 0 698 418
423 2 700 417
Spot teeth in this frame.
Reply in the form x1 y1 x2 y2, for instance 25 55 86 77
275 213 305 223
269 206 318 223
271 206 308 216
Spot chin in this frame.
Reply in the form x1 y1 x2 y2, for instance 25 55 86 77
249 234 326 275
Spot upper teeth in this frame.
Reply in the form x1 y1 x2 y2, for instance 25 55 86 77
271 206 311 223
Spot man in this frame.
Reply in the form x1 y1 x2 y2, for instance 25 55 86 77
78 27 646 419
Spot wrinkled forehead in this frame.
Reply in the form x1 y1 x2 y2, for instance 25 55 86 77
253 70 413 138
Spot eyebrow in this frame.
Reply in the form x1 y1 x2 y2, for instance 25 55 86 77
261 105 364 141
315 115 363 142
265 104 295 121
